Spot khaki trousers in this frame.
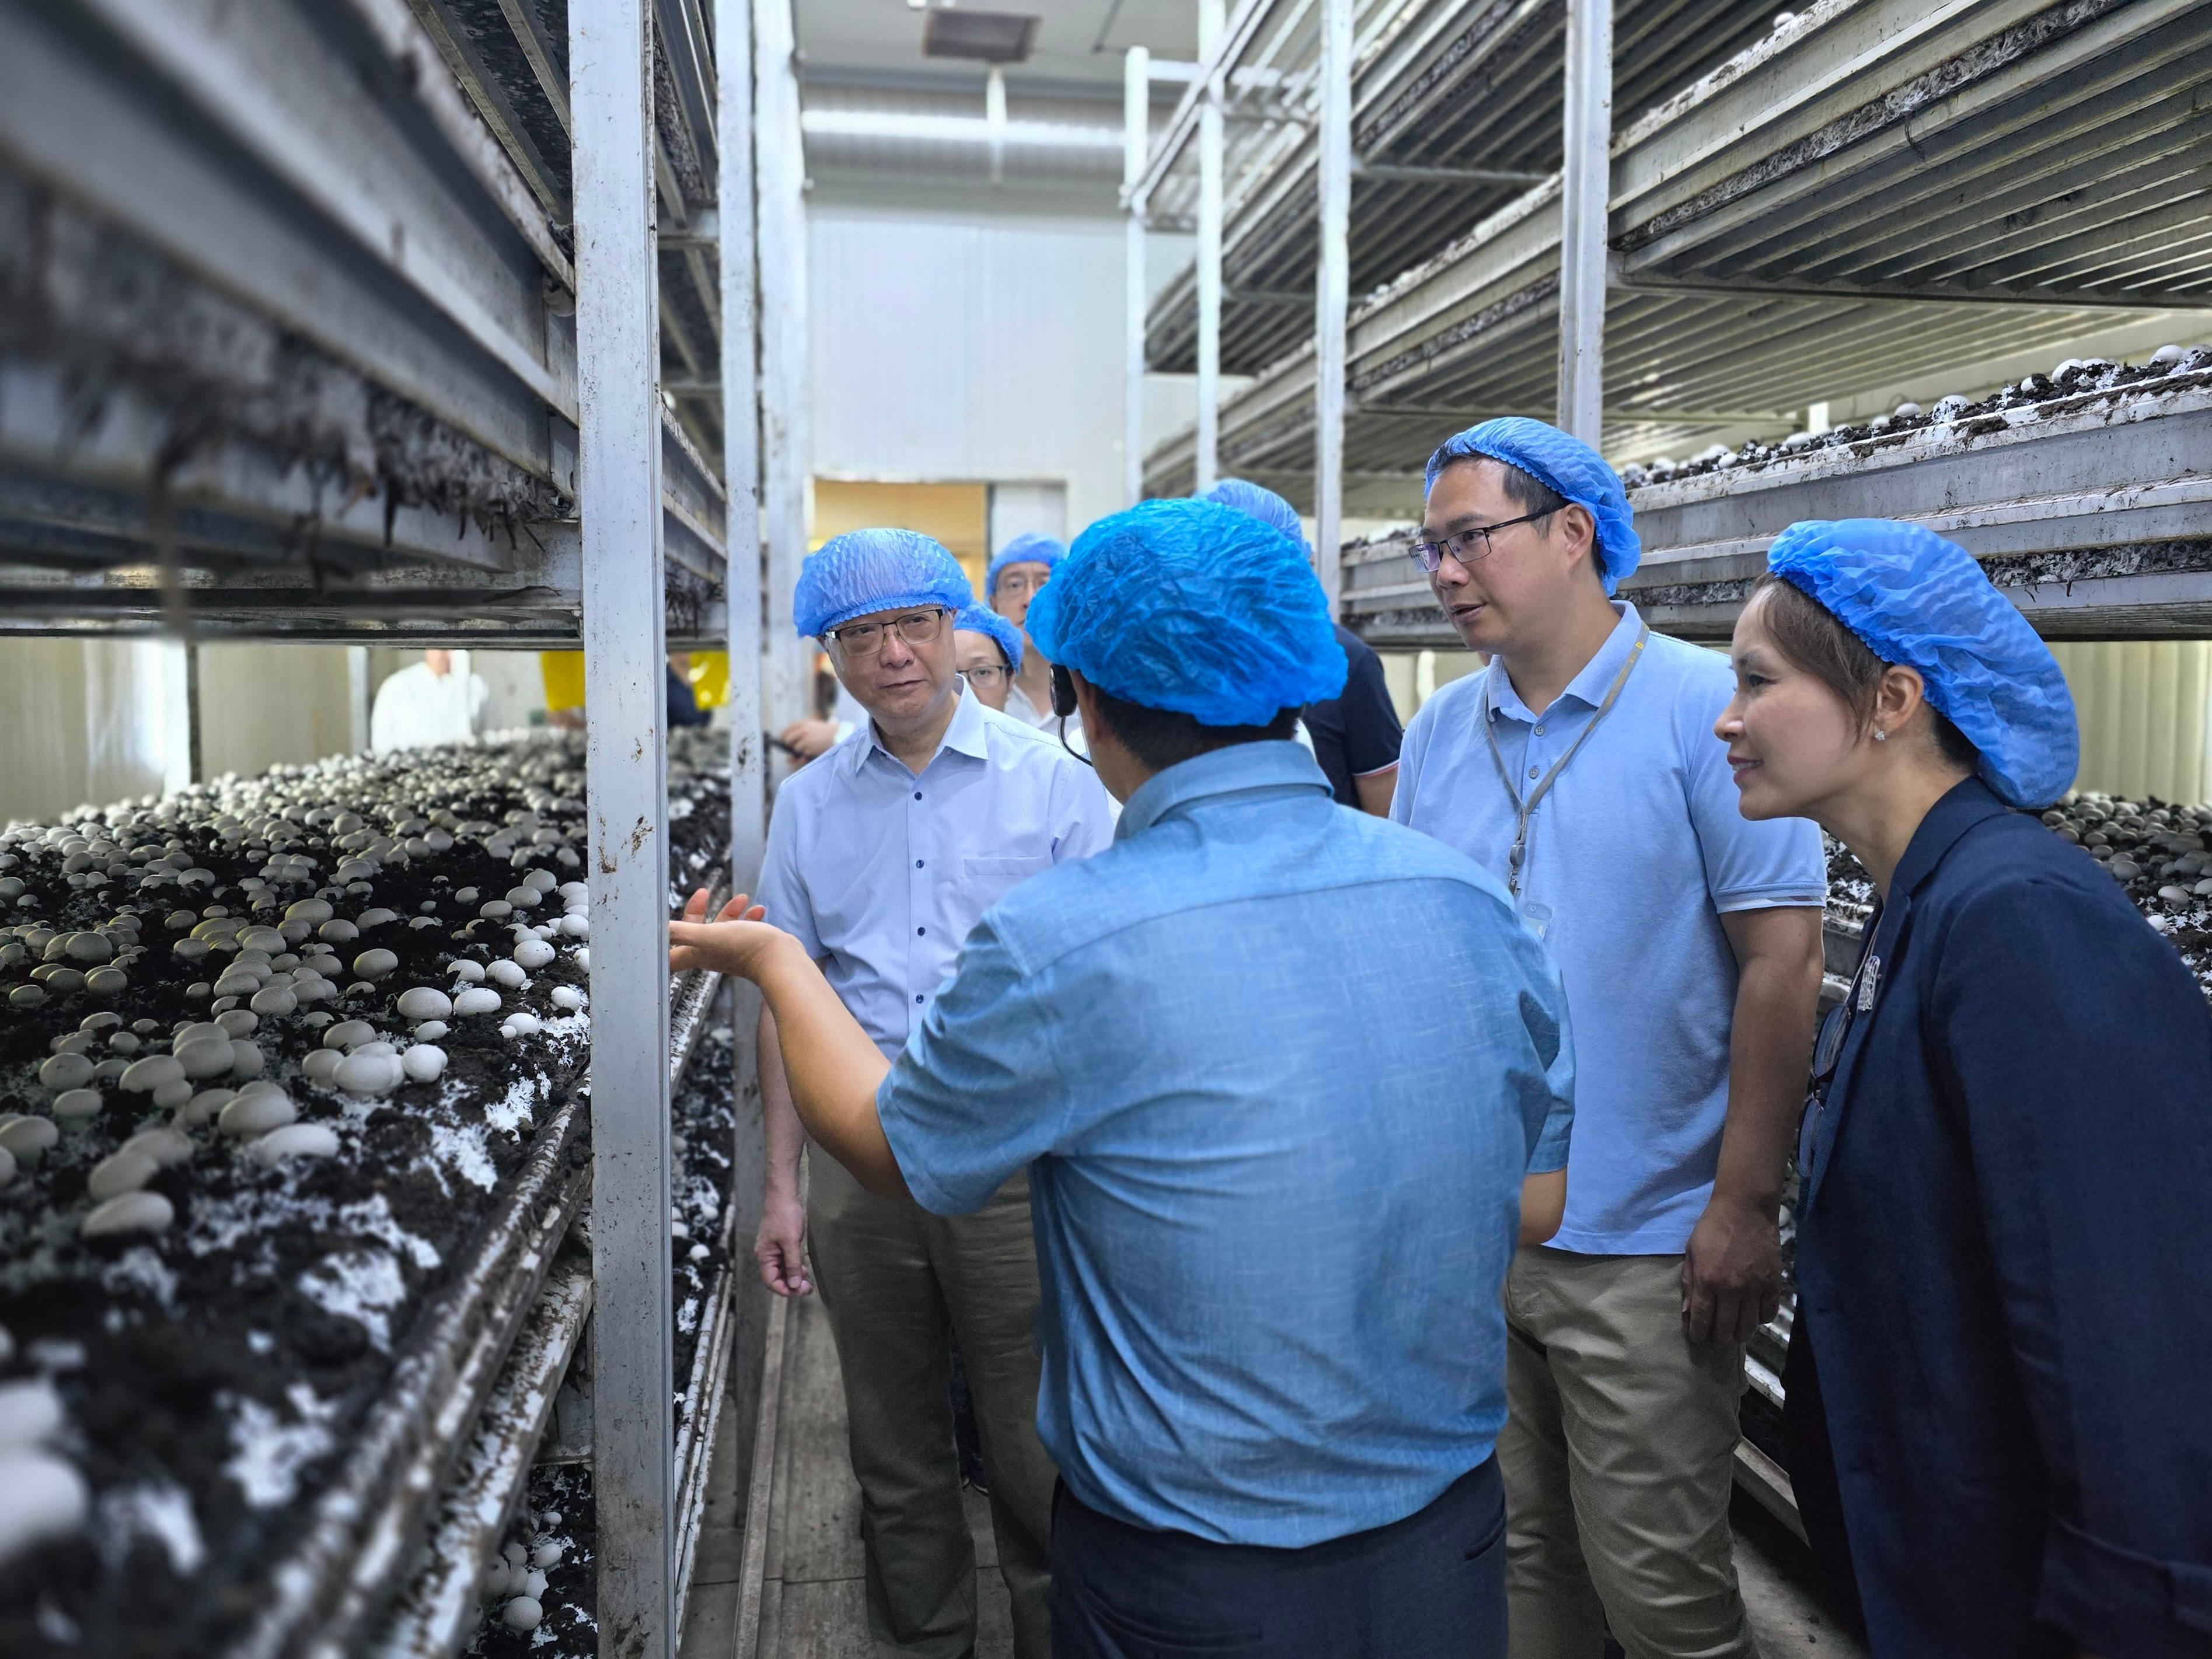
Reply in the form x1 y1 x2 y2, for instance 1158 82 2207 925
1499 1247 1754 1659
805 1150 1056 1659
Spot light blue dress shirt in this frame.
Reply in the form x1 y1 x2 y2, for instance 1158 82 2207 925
754 685 1115 1056
1393 602 1826 1254
875 741 1575 1548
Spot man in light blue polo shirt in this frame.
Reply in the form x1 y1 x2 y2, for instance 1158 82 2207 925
1391 419 1825 1659
674 498 1576 1658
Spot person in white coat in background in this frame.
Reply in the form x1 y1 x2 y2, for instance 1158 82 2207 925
369 649 487 755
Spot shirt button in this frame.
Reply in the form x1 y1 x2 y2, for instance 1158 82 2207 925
916 926 926 936
915 859 924 869
913 791 922 801
915 994 924 1004
1528 766 1540 779
1534 725 1545 735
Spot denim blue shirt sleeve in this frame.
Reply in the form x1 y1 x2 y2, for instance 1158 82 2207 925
877 741 1574 1548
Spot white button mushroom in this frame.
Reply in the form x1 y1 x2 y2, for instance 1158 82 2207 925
412 1019 450 1041
249 1124 341 1165
177 1089 235 1128
218 1089 296 1137
321 1020 376 1051
229 1041 264 1079
502 1012 542 1038
452 987 502 1016
355 908 399 930
559 913 589 938
119 1054 187 1095
39 1052 96 1091
248 984 298 1016
531 1539 564 1570
301 1049 343 1085
400 1044 448 1083
487 959 527 989
84 968 128 997
174 1033 237 1079
395 987 452 1022
317 919 359 944
449 959 486 983
351 948 399 980
503 887 540 909
550 985 583 1012
120 1128 193 1168
86 1150 159 1201
51 1089 103 1124
0 1117 60 1164
501 1597 542 1632
81 1190 175 1238
215 1009 260 1037
512 937 556 971
334 1051 402 1097
285 898 333 924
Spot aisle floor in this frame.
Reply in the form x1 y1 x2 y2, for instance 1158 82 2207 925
683 1290 1859 1659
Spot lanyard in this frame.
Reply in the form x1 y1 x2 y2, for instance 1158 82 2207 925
1482 625 1649 898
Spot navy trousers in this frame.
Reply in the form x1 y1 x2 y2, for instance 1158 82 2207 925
1049 1458 1507 1659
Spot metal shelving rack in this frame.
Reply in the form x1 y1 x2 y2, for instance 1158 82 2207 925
1128 0 2212 526
0 0 799 1653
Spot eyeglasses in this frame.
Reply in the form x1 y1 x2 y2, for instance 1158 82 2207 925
825 608 950 655
1409 510 1552 574
993 569 1050 598
959 664 1010 687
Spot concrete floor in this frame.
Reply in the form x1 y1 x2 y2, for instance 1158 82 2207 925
682 1291 1861 1659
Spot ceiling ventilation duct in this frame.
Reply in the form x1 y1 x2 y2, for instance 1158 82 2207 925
800 81 1126 191
921 10 1041 64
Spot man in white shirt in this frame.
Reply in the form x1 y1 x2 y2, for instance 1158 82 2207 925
985 532 1062 729
751 528 1114 1659
368 649 486 754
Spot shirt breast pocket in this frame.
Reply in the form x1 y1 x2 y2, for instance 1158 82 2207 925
947 853 1054 945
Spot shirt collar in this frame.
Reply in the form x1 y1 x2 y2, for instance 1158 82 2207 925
841 682 989 780
1116 740 1332 840
1890 775 2013 898
1486 601 1644 723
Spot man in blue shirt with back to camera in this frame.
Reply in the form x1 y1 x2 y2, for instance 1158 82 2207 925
1391 419 1826 1659
674 497 1578 1659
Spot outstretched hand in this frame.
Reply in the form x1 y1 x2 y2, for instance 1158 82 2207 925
668 888 786 980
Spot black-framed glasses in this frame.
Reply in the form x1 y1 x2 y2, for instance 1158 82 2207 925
825 608 950 655
958 664 1010 687
1409 510 1552 573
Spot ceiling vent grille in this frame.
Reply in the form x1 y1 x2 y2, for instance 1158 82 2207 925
921 10 1041 64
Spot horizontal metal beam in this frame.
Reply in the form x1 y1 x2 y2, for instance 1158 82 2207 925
1354 161 1550 186
1612 265 2212 313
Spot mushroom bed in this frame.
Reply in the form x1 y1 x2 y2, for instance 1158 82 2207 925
1824 790 2212 1000
0 729 730 1657
467 1025 740 1655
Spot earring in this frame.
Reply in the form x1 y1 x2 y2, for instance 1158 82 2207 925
1873 728 1888 742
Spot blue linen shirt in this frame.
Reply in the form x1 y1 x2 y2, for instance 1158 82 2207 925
1393 603 1825 1253
754 685 1115 1055
875 741 1575 1548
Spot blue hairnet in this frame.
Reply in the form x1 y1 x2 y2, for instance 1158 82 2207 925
1424 417 1641 594
1766 520 2078 808
1198 478 1313 559
985 532 1065 598
954 603 1023 671
793 528 972 638
1025 498 1346 728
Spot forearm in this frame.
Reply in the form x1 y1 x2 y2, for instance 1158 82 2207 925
1713 929 1823 1213
1353 766 1397 817
756 1002 807 1200
751 934 906 1197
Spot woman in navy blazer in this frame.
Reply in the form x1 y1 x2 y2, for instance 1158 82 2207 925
1713 520 2212 1659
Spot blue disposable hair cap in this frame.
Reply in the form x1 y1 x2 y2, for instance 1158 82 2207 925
1424 417 1641 594
1197 479 1313 560
1765 518 2079 808
794 528 973 639
1025 498 1346 728
954 603 1023 672
986 532 1065 599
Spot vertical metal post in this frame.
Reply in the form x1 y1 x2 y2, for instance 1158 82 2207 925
755 0 810 738
346 647 371 753
1314 0 1351 618
720 0 765 892
1195 0 1224 495
1124 47 1150 508
570 3 675 1654
1557 0 1611 446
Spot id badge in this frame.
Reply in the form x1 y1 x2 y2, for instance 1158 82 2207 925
1518 899 1553 942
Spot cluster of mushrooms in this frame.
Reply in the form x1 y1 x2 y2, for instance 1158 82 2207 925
1621 346 2211 488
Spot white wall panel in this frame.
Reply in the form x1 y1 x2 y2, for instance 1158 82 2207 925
2051 640 2212 806
0 639 172 824
810 206 1131 535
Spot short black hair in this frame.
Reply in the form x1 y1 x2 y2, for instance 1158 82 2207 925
1086 685 1299 771
1436 452 1567 522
